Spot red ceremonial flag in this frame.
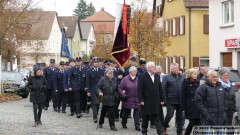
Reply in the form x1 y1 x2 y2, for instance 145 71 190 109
111 4 130 66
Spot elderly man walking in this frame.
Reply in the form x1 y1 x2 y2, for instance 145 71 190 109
162 63 185 135
138 61 165 135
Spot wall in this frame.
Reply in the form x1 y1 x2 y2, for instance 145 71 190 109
209 0 240 69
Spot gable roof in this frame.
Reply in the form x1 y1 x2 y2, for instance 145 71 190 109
79 22 93 40
160 0 208 17
58 16 78 38
27 11 57 40
80 9 115 35
184 0 209 8
81 8 115 22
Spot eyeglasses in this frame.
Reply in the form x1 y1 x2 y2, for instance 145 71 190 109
212 76 218 78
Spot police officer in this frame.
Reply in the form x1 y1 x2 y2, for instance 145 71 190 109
113 61 124 121
68 57 85 118
124 56 138 76
43 59 58 110
99 57 104 68
104 59 113 69
137 58 147 76
54 61 67 113
79 61 88 113
86 57 105 123
64 58 75 116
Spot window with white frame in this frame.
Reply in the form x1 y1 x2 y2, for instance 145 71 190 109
222 0 234 25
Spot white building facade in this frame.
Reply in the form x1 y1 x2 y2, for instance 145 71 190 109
209 0 240 70
20 11 62 67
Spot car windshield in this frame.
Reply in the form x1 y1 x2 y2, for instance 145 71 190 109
16 68 30 74
1 72 23 82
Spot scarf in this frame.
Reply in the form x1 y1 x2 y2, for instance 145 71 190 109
218 78 231 89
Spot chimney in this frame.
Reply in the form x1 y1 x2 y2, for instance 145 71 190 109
101 7 104 11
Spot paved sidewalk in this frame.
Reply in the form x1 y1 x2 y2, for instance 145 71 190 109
0 98 185 135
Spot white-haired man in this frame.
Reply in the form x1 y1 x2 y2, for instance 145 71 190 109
138 61 165 135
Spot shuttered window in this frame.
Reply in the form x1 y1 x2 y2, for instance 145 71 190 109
172 18 177 36
203 14 209 34
180 16 185 35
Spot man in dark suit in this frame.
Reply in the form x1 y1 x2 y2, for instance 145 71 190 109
64 58 75 116
138 61 165 135
68 57 85 118
86 57 105 123
43 59 58 110
54 61 67 113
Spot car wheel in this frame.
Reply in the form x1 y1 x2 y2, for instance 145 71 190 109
21 92 29 98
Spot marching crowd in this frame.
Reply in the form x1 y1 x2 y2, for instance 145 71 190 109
27 56 237 135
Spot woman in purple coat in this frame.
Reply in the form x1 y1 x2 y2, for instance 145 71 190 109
118 66 141 131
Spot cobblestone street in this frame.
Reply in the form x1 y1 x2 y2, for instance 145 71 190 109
0 98 182 135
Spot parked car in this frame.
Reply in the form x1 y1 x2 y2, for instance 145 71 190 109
1 71 29 98
14 68 32 80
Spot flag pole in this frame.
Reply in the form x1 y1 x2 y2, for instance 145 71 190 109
124 0 125 4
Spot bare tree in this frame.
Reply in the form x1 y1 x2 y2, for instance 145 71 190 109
92 34 113 60
0 0 40 69
129 0 171 63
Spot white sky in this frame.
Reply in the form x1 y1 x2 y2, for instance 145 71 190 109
36 0 152 16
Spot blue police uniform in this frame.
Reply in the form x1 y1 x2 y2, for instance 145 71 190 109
79 66 88 113
137 67 147 77
54 69 67 113
86 66 104 121
43 65 58 110
64 67 75 115
113 67 124 120
68 65 85 117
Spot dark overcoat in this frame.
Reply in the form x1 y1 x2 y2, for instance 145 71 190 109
137 72 165 115
28 74 46 103
181 78 200 119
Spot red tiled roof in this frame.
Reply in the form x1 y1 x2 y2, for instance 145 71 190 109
81 9 115 34
82 9 115 22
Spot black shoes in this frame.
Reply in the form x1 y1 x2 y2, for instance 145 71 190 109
38 120 42 125
110 126 118 131
43 107 48 110
150 125 156 129
76 114 82 118
135 127 141 131
93 118 98 123
69 113 74 116
62 110 66 113
122 124 127 129
54 108 58 112
99 124 103 128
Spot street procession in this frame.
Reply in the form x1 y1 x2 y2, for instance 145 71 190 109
1 0 240 135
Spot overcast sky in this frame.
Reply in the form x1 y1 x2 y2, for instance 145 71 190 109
36 0 152 16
